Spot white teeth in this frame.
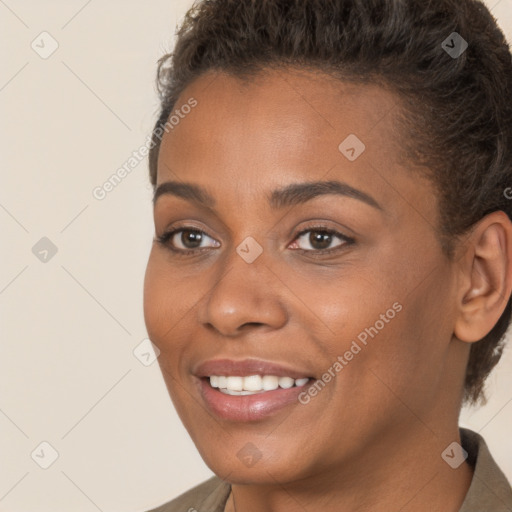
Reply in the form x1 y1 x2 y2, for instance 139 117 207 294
243 375 262 391
208 375 309 394
226 376 243 391
262 375 279 390
222 389 262 396
278 376 294 389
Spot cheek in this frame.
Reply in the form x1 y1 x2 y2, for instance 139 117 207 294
288 266 408 404
143 256 197 406
143 255 167 344
143 252 189 364
353 264 457 409
143 251 199 348
293 263 401 346
303 248 452 393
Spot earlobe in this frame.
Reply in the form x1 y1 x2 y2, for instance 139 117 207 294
454 211 512 343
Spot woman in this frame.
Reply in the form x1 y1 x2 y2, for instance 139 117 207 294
143 0 512 510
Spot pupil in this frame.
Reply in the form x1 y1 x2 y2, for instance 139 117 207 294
182 230 202 248
310 231 331 250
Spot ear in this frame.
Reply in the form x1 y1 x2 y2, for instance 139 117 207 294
454 210 512 343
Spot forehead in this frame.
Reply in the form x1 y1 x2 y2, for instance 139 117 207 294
158 68 402 174
155 68 436 226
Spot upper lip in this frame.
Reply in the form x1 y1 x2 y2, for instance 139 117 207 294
194 358 313 379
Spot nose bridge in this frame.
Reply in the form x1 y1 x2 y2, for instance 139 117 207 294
199 242 288 336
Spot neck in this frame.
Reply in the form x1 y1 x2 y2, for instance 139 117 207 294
225 423 474 512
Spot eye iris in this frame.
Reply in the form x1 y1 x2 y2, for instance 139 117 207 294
181 230 203 248
310 231 332 250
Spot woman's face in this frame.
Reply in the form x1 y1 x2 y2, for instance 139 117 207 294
144 68 465 484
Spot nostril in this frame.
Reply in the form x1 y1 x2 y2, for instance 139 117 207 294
241 322 265 329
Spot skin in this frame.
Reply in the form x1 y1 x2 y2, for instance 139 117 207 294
143 68 512 512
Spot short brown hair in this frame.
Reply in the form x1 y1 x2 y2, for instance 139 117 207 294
148 0 512 405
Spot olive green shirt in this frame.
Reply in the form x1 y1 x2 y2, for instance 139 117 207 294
146 428 512 512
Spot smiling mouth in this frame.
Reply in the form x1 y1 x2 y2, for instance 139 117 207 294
206 375 311 395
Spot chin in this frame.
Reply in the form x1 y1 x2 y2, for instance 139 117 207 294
193 435 313 485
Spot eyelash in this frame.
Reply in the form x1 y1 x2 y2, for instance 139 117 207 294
155 224 355 258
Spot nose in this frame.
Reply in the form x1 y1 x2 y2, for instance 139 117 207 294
198 248 289 337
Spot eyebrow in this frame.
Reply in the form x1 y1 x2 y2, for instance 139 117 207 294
153 180 382 211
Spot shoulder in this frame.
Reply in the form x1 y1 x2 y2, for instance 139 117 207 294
144 475 231 512
459 428 512 512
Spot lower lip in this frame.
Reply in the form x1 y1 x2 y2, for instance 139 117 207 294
197 377 313 422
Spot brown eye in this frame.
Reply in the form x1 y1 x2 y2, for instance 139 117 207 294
309 231 334 250
156 227 221 254
177 229 204 249
294 229 345 252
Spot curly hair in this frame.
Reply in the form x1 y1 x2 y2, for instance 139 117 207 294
148 0 512 406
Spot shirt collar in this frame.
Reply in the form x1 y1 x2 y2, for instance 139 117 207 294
458 428 512 511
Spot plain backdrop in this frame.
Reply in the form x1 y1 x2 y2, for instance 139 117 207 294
1 0 511 510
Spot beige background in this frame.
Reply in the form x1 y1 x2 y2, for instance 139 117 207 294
1 1 511 510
